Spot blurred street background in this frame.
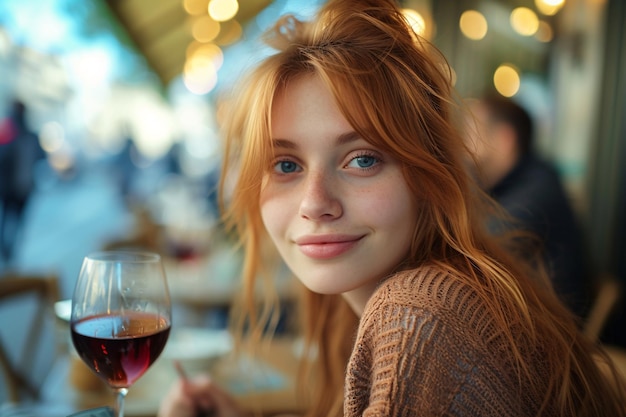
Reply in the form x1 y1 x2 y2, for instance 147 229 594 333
2 163 135 298
1 0 626 412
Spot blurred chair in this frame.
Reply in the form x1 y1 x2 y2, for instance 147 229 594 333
584 274 626 386
584 274 622 342
0 272 61 403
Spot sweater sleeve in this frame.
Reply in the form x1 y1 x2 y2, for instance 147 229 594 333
344 268 530 417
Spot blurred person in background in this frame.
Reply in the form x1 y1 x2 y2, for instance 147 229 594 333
0 98 45 268
113 135 140 206
464 93 592 320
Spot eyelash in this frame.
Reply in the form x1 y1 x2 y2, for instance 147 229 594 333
270 150 383 175
347 151 381 171
272 158 301 174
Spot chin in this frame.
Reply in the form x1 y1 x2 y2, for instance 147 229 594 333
299 280 339 295
295 273 357 295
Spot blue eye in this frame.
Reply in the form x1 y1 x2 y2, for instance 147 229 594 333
348 154 379 169
274 160 301 173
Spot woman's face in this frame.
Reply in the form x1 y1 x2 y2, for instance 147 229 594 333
260 74 418 314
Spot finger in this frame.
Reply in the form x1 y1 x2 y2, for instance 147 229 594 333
158 379 198 417
188 375 216 410
205 380 243 417
190 375 242 417
206 380 239 409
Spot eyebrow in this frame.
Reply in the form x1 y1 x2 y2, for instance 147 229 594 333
337 131 362 145
271 131 362 149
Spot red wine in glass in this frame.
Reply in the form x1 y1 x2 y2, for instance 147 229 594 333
71 251 171 417
71 312 170 388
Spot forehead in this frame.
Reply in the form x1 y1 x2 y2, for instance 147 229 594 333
272 74 331 111
271 74 353 138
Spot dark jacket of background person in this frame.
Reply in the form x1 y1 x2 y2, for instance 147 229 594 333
491 151 591 318
465 94 592 320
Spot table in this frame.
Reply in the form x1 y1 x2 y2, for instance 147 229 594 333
102 205 297 311
163 247 301 334
163 246 297 308
51 334 309 417
47 242 305 416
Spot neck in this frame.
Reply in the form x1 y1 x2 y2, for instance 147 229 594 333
342 280 381 316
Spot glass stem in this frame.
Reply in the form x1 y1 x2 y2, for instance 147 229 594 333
115 387 129 417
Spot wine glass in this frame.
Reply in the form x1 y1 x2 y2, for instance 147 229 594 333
70 251 171 417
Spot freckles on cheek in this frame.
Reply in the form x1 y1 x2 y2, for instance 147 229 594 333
362 186 415 225
359 185 397 211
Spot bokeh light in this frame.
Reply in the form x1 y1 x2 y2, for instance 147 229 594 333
187 42 224 71
183 55 218 95
510 7 539 36
535 20 554 42
208 0 239 22
191 16 221 43
535 0 565 16
402 9 427 38
183 0 209 16
187 43 224 71
459 10 488 40
493 64 520 97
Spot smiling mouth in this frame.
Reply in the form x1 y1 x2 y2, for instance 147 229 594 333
296 236 363 260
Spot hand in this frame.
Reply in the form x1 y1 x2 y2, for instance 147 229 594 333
158 374 244 417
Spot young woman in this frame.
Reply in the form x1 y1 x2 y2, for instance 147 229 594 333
159 0 626 416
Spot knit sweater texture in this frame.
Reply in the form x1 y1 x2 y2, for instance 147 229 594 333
344 265 554 417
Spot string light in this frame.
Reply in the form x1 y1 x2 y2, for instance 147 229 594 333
183 0 209 16
535 0 565 16
535 20 554 42
459 10 488 40
402 9 427 38
191 15 220 43
510 7 539 36
208 0 238 22
493 64 520 97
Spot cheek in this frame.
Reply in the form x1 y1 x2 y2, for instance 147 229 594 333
260 190 287 241
381 196 417 232
373 186 418 247
260 198 274 235
363 177 416 223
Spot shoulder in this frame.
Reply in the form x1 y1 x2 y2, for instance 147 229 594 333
347 266 529 415
368 264 484 316
361 264 497 339
374 264 459 295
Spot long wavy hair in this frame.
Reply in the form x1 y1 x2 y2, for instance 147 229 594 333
218 0 625 416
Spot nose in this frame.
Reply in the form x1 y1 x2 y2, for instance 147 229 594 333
298 170 343 220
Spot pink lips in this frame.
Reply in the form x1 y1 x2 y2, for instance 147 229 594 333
296 234 363 260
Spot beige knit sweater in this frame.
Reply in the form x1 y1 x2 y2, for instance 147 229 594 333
344 265 554 417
